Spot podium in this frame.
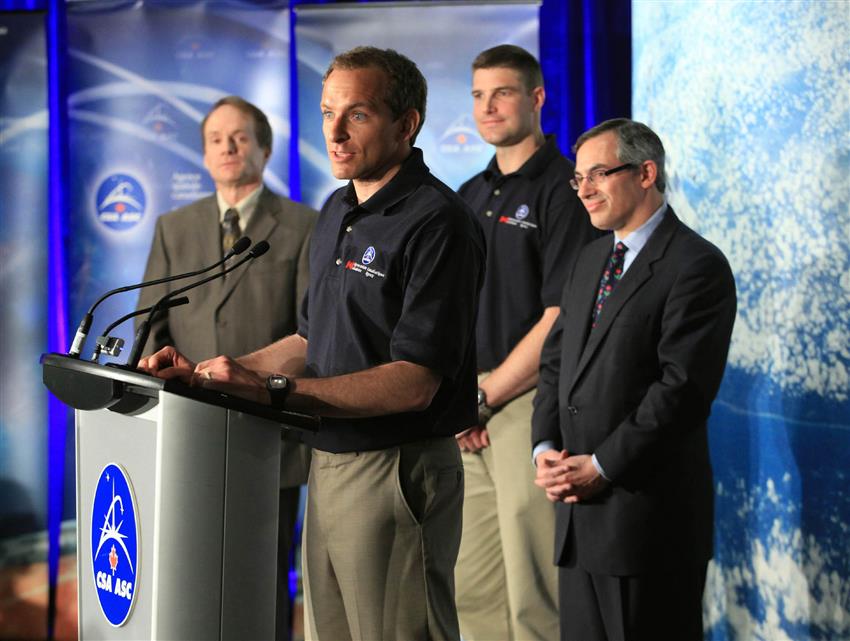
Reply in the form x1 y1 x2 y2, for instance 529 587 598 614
42 353 319 640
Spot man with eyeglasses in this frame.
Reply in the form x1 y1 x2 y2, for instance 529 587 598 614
532 118 737 640
453 44 600 641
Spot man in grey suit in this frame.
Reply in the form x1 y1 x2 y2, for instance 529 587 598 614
136 95 316 641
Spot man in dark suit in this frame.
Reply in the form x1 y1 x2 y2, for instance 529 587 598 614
532 118 736 641
136 95 316 641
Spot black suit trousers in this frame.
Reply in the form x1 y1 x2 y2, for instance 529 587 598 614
558 524 707 641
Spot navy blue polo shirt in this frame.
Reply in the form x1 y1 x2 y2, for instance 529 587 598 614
459 136 603 371
297 148 485 453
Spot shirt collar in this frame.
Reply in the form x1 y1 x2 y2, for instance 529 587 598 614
343 147 430 215
216 184 263 228
615 200 668 255
482 134 560 182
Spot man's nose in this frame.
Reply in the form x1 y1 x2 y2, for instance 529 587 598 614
329 118 349 142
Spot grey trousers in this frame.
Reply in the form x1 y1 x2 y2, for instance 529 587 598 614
302 437 463 641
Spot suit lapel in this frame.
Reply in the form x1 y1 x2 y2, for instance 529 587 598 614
560 239 611 382
195 197 225 301
219 187 279 304
569 211 681 394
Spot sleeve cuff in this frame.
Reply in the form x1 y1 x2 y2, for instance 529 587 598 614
591 453 610 481
532 440 557 466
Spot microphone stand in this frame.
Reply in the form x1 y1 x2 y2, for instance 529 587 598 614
124 241 270 370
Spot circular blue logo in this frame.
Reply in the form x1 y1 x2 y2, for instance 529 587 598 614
362 246 376 265
95 174 146 231
515 204 530 220
91 463 139 627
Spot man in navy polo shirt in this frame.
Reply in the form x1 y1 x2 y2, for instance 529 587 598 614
453 45 601 641
141 46 484 641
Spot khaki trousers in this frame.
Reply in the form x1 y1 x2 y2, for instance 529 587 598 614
302 437 463 641
455 388 559 640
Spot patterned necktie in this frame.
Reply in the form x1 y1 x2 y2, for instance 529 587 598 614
222 208 241 254
592 241 627 327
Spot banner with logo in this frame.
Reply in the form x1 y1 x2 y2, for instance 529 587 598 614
294 1 540 209
633 2 850 638
66 0 291 357
0 12 49 542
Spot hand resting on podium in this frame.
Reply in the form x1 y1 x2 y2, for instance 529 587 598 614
138 346 272 405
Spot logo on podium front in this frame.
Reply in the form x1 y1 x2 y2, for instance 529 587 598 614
91 463 139 627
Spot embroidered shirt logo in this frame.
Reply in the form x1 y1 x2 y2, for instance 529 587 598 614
498 204 538 230
344 246 386 280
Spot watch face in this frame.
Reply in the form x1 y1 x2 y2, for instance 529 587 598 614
268 374 289 390
477 388 486 405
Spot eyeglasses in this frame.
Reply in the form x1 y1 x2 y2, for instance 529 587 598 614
570 163 635 190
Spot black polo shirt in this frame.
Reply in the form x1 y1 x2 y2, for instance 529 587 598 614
458 135 602 371
297 148 485 453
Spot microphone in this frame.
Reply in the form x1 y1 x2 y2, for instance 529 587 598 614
67 236 252 357
89 296 190 362
125 240 271 369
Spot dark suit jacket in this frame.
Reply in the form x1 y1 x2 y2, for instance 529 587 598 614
136 186 317 487
532 209 736 576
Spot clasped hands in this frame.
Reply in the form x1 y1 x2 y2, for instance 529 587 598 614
138 346 269 404
534 450 609 503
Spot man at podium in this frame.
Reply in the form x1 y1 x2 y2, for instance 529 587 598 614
140 47 484 641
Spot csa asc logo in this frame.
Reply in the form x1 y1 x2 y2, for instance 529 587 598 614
515 204 530 220
175 35 215 61
91 463 139 627
438 115 486 155
362 246 376 265
142 103 178 140
95 174 146 231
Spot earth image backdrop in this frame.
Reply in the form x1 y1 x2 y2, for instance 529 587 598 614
632 2 849 639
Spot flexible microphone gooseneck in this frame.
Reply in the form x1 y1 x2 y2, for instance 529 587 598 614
89 296 190 362
67 236 252 357
125 240 271 370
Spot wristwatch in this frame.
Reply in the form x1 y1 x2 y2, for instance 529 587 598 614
266 374 291 408
477 387 494 425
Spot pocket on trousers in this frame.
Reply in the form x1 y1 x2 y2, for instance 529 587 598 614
396 443 463 527
396 446 427 525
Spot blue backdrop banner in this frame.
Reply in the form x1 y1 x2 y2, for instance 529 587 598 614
294 1 540 209
65 0 292 359
633 2 850 639
0 11 49 542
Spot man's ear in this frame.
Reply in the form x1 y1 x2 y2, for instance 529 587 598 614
398 109 421 143
638 160 658 190
531 86 545 112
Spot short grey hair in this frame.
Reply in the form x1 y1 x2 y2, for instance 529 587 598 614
573 118 667 193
